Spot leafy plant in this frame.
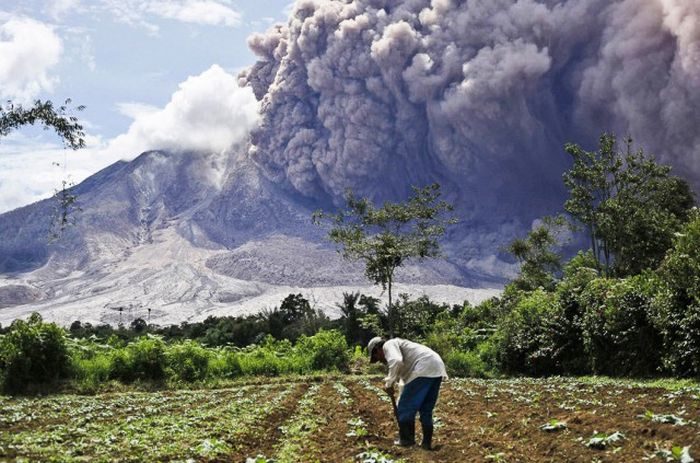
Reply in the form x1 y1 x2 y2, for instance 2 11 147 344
540 419 567 432
639 410 688 426
246 455 277 463
0 313 71 393
585 431 625 449
648 445 694 463
356 449 400 463
346 417 369 437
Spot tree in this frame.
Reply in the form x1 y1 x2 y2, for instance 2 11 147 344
563 133 695 277
505 215 568 291
313 183 456 336
0 99 85 150
1 99 86 237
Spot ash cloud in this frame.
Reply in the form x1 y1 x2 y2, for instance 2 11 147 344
239 0 700 277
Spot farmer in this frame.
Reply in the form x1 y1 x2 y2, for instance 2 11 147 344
368 336 447 450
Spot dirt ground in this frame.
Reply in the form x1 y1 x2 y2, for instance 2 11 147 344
341 378 700 463
2 377 699 462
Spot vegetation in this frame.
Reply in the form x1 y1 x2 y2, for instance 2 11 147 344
563 133 694 276
0 98 86 236
1 132 699 397
0 99 86 150
313 183 456 336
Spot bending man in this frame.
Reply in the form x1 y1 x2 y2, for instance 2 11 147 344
368 337 447 450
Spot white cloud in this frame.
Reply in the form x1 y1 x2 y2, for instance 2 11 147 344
0 16 63 102
115 102 160 119
0 132 113 213
46 0 82 20
107 64 259 157
0 65 259 213
100 0 242 32
147 1 242 27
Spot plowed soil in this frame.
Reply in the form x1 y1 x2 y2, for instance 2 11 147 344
339 377 700 463
2 377 699 462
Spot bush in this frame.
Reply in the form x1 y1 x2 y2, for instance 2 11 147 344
295 329 349 372
68 337 113 391
495 289 560 376
549 256 599 375
166 340 211 382
0 313 71 393
654 209 700 376
109 335 167 382
209 348 243 378
238 348 286 376
580 275 662 376
445 350 487 377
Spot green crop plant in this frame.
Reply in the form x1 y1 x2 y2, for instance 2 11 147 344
585 431 625 449
540 419 567 432
639 410 689 426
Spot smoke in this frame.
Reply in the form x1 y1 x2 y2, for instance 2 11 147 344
239 0 700 276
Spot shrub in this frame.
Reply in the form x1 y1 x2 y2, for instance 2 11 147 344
68 337 113 391
445 350 487 378
495 289 560 376
238 348 286 376
580 275 662 376
166 340 211 382
109 335 167 382
653 209 700 376
0 313 71 393
209 348 243 378
295 329 349 372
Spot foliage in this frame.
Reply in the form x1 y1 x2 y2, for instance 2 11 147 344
313 183 456 335
166 339 211 382
336 292 382 346
506 215 568 291
495 289 561 375
580 275 663 376
0 99 86 150
109 335 167 382
585 431 625 449
444 349 488 378
0 313 72 393
540 419 567 432
653 209 700 376
563 133 694 277
295 329 349 372
392 294 450 339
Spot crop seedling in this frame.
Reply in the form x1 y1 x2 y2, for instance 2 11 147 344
585 431 625 449
356 449 401 463
540 419 567 432
645 445 695 462
346 418 369 438
640 410 689 426
486 452 507 462
246 456 277 463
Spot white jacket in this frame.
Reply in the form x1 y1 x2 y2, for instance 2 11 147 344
382 338 447 388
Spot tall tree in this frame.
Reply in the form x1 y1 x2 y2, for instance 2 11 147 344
506 215 568 291
313 183 456 336
563 133 694 277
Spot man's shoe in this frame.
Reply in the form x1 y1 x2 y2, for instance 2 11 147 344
420 424 434 450
394 420 415 446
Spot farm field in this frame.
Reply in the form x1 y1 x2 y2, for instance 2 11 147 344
1 377 699 462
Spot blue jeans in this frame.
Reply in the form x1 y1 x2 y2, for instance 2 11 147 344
397 377 442 426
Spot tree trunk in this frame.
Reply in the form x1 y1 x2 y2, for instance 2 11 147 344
387 271 394 338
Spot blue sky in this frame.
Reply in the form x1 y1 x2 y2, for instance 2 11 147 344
0 0 292 212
